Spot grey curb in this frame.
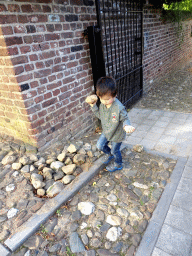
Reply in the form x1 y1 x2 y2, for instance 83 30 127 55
0 244 11 256
135 156 188 256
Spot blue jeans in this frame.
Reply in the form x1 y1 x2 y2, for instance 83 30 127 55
97 133 122 165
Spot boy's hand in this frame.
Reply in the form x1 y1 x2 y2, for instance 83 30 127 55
124 125 135 133
85 95 98 106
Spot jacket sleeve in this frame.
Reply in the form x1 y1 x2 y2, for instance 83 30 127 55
91 104 101 119
119 107 131 126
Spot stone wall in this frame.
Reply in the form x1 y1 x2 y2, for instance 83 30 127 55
143 7 192 92
0 0 96 148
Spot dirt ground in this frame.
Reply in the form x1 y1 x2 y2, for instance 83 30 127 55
134 61 192 113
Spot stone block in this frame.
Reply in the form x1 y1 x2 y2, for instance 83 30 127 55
155 224 192 256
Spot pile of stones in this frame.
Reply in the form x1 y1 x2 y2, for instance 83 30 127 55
1 139 101 198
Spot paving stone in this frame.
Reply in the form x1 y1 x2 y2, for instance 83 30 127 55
156 224 192 256
164 205 192 235
0 244 11 256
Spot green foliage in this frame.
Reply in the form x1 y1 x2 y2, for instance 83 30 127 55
148 0 183 9
148 0 192 44
66 246 75 256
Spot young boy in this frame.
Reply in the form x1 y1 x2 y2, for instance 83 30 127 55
85 76 135 172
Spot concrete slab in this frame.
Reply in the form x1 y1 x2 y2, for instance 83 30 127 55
150 127 166 135
181 166 192 179
172 190 192 211
0 244 11 256
153 121 169 128
159 135 177 144
186 156 192 167
144 132 162 141
165 205 192 235
140 139 157 150
155 224 192 256
177 176 192 193
152 247 172 256
154 142 172 154
124 136 142 145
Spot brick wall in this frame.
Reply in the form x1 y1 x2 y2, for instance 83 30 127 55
0 0 97 148
143 7 192 92
0 1 192 149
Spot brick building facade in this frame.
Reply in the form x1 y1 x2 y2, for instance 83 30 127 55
143 7 192 91
0 1 191 149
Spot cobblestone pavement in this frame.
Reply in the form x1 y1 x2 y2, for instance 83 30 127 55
134 61 192 113
0 61 191 256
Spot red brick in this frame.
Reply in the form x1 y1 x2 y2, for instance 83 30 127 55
47 81 61 90
14 25 25 33
0 4 7 12
38 110 47 118
53 89 60 96
30 81 39 88
36 25 46 33
45 59 53 67
16 73 33 84
8 4 20 12
12 56 28 65
14 66 24 75
40 78 48 85
0 15 17 24
20 46 31 54
29 54 38 61
40 50 55 60
59 47 70 55
66 61 78 69
35 62 45 69
35 95 43 104
32 44 41 52
18 15 28 23
28 15 47 23
44 92 52 100
45 33 60 41
55 24 62 31
52 64 66 73
5 37 23 46
59 40 66 47
42 98 57 108
2 26 13 35
25 64 34 72
48 75 56 82
58 91 72 101
31 118 45 129
50 42 59 48
33 35 44 43
43 5 51 12
62 76 75 85
21 4 33 13
61 32 74 39
34 69 51 78
39 42 50 51
24 36 33 44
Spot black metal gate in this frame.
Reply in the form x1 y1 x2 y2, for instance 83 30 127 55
86 0 143 107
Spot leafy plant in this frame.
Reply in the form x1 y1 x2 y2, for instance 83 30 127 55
66 246 75 256
56 209 62 217
140 199 144 206
40 224 48 234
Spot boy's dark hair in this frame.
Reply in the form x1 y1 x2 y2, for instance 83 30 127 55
96 76 117 97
